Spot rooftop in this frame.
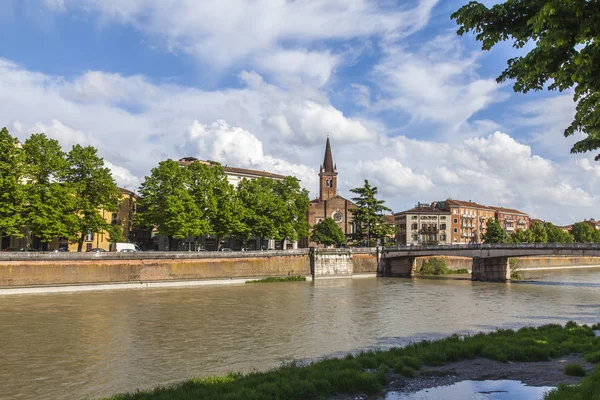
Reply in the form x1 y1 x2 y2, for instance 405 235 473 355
395 205 451 216
444 199 495 210
178 157 287 180
490 206 529 216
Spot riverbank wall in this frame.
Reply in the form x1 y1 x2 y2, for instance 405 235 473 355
0 248 379 291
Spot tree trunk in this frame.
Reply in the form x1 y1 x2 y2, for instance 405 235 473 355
77 232 85 252
168 235 174 251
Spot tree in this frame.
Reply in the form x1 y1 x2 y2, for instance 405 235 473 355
452 1 600 159
510 228 528 243
529 222 548 243
483 218 506 243
65 145 121 252
571 222 596 243
272 176 310 245
0 127 25 240
236 178 278 248
136 159 204 250
22 133 74 247
544 222 574 243
350 180 392 245
311 218 346 247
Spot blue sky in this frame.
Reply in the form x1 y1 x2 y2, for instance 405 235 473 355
0 0 598 224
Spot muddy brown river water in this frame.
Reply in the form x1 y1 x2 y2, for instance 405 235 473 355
1 268 600 399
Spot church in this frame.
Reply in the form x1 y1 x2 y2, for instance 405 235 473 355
301 137 357 247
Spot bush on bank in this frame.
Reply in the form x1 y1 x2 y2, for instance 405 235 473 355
105 322 600 400
245 276 306 283
416 257 470 275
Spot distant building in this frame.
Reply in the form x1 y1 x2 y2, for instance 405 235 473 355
394 203 451 246
433 199 495 244
583 218 600 230
302 137 356 247
177 157 286 187
490 206 530 234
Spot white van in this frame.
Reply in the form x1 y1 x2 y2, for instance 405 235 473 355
112 243 142 252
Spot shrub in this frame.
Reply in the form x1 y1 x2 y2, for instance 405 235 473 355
564 363 586 377
418 257 449 275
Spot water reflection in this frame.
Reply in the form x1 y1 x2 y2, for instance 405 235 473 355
1 268 599 399
385 380 553 400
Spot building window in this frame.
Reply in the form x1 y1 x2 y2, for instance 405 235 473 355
440 235 446 241
453 228 458 233
412 216 418 219
440 224 446 230
325 179 332 188
441 216 446 220
411 223 418 230
85 231 94 242
453 218 458 224
111 213 118 225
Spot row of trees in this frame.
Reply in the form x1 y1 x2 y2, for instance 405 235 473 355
484 220 600 244
135 160 310 249
0 128 123 251
310 180 394 247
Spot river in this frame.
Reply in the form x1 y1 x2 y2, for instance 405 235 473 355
1 268 600 399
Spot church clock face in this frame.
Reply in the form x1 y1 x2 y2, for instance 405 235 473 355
332 210 344 223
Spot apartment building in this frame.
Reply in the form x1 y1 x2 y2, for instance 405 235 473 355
395 203 451 246
491 206 530 233
433 199 495 244
178 157 286 187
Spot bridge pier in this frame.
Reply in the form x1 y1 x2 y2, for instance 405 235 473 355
383 256 417 277
471 257 510 282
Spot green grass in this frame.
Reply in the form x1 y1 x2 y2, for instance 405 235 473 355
449 268 470 274
564 363 586 377
103 322 600 400
417 257 450 275
545 365 600 400
245 276 306 284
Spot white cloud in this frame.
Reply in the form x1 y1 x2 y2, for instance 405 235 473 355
372 33 507 132
53 0 439 70
104 160 142 190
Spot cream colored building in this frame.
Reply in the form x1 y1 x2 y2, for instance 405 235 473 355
395 204 451 246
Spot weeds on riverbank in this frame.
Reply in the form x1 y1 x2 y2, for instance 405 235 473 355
510 258 522 280
105 322 600 400
545 365 600 400
416 257 469 276
564 363 586 377
245 276 306 284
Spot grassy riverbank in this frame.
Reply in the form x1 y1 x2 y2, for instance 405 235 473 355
416 257 469 276
245 276 307 283
105 322 600 400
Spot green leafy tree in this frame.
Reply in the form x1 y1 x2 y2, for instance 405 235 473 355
136 159 204 250
22 133 74 246
65 145 121 252
350 180 392 245
483 218 506 243
107 224 126 243
529 222 548 243
236 178 278 247
593 230 600 244
571 222 596 243
311 218 346 247
0 127 25 240
452 1 600 159
272 176 310 244
544 222 574 243
509 228 528 243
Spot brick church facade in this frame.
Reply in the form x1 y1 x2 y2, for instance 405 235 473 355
301 138 356 247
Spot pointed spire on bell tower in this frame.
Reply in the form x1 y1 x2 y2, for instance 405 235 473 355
323 136 334 173
319 135 338 201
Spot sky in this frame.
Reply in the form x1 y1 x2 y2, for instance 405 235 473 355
1 0 598 225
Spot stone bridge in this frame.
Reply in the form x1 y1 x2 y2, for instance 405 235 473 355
382 243 600 281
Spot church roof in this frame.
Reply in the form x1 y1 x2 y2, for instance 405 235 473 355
322 137 335 172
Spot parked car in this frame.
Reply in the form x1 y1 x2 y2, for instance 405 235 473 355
220 248 233 252
120 249 136 252
2 248 22 252
87 248 106 252
112 243 141 252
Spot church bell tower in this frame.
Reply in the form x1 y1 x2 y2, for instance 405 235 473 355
319 137 338 201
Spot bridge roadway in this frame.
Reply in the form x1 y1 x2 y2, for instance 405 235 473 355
382 243 600 281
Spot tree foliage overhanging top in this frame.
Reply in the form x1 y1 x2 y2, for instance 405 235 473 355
452 0 600 159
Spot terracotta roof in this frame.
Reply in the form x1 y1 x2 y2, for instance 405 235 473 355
178 158 286 180
384 215 396 223
118 187 141 199
394 206 451 216
444 199 494 210
310 195 356 207
490 206 529 217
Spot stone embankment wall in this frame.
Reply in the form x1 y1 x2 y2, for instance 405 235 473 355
0 248 379 289
311 248 378 278
516 256 600 270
